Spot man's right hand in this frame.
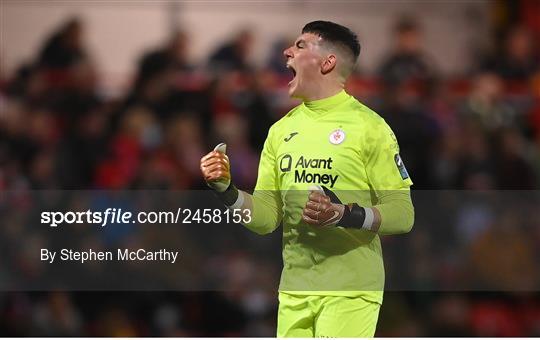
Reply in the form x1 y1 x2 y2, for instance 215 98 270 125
200 143 231 192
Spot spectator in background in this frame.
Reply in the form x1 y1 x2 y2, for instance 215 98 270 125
126 30 203 123
163 114 206 189
55 105 109 188
94 106 152 189
430 125 463 188
208 29 254 72
459 72 517 132
378 17 436 88
376 17 440 189
378 80 440 189
37 18 87 69
241 73 275 152
481 26 538 82
134 30 193 92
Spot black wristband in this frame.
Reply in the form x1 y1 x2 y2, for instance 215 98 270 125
337 203 366 229
214 183 239 207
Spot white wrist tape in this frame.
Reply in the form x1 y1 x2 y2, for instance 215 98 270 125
228 190 245 210
362 207 375 230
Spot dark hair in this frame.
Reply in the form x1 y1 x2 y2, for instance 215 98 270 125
302 20 361 62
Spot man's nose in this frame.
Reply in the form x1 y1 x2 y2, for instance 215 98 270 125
283 47 293 59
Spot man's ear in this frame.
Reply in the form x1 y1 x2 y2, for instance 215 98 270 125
321 54 337 75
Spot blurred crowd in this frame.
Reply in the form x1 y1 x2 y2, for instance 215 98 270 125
1 5 540 337
2 291 540 336
1 17 540 192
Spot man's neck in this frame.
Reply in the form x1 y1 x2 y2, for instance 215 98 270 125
301 82 344 102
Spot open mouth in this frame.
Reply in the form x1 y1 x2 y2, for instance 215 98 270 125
286 64 297 84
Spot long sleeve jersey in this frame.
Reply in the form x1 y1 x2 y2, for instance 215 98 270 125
244 90 414 304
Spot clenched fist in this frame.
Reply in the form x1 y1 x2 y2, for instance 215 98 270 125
200 143 231 192
301 185 345 227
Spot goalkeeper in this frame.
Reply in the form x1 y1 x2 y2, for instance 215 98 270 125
200 21 414 338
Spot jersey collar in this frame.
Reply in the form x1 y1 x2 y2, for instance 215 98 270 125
302 90 351 119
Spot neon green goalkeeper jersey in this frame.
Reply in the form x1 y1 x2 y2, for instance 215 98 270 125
245 90 413 304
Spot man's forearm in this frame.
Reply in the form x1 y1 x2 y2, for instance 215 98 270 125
371 190 414 235
224 189 282 235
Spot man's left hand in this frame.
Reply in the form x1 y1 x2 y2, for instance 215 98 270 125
302 186 345 227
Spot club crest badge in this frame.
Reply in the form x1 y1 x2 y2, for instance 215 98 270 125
329 129 345 145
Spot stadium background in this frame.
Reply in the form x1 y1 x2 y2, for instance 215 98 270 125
1 0 540 336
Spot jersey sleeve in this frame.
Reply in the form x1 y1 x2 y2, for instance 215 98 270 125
243 125 283 235
364 121 413 191
364 120 414 234
254 125 280 191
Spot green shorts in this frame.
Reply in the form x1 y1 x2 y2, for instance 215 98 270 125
277 292 381 338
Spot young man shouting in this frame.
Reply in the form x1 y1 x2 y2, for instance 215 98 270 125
200 21 414 337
